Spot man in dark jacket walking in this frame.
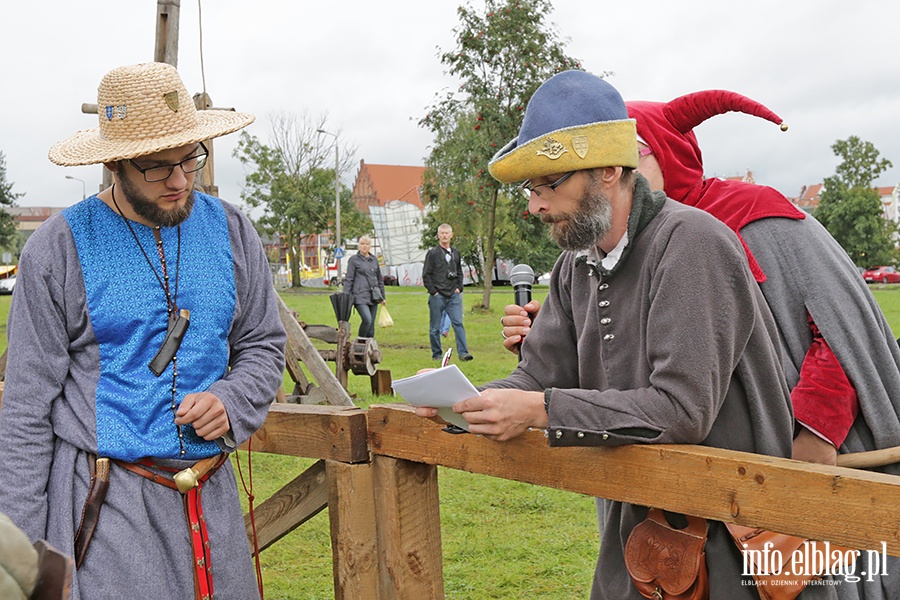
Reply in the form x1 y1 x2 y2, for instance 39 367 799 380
422 223 472 361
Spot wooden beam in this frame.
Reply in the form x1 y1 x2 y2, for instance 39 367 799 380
192 92 218 197
373 456 444 599
367 404 900 556
154 0 180 66
327 461 381 599
276 294 354 406
242 403 369 464
281 316 312 395
245 459 328 553
304 324 339 344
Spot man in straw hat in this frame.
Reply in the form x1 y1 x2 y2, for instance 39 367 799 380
0 62 286 599
414 69 799 598
502 88 900 597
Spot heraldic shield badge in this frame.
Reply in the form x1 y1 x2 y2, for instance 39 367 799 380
572 135 589 159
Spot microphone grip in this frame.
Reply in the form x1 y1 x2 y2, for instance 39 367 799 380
514 286 532 310
513 284 532 362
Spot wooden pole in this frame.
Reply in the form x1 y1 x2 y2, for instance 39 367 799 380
328 461 382 599
373 456 444 599
192 92 218 196
155 0 180 67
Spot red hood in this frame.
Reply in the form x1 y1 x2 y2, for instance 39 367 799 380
626 93 805 282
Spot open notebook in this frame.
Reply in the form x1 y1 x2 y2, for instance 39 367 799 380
391 364 480 431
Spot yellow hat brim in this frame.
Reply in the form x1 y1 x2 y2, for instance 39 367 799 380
489 119 638 184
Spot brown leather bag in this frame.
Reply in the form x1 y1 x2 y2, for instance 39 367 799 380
625 508 710 600
725 524 857 600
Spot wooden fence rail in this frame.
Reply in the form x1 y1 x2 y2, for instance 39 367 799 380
245 402 900 599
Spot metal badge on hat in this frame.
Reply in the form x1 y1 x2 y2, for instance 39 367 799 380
164 91 180 112
572 135 589 159
536 137 567 159
105 105 127 121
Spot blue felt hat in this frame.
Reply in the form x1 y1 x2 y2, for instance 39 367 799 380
488 70 638 183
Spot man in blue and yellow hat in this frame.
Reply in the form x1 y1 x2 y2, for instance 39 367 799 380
414 70 799 598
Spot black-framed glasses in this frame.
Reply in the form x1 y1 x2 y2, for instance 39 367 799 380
520 171 575 199
128 142 209 182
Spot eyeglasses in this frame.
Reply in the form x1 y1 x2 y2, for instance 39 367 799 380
520 171 575 199
128 142 209 182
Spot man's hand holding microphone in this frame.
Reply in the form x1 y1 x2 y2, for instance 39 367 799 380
502 264 542 357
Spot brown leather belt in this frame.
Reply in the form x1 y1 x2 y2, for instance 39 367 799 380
113 459 181 490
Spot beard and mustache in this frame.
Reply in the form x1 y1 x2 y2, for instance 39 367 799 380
117 168 195 228
541 172 613 252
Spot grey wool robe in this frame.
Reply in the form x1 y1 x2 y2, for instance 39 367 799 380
484 183 808 599
0 193 286 600
742 214 900 600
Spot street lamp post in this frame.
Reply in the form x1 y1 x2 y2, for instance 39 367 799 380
316 129 341 284
65 175 86 200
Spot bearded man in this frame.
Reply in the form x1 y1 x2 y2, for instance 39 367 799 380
414 70 810 598
0 63 286 599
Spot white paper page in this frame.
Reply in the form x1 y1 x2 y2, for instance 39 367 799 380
392 364 480 431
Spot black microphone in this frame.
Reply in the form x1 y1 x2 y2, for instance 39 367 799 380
509 264 535 361
510 263 534 309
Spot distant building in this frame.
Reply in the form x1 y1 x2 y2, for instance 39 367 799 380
350 161 429 286
791 183 899 221
302 160 428 262
7 206 66 235
794 184 824 214
1 206 67 260
281 161 431 286
877 186 900 222
721 168 757 185
351 161 427 212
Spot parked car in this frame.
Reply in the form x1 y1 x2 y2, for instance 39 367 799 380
862 266 900 284
0 276 15 294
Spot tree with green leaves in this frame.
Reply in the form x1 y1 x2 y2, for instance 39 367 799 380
232 113 369 287
815 136 897 266
0 151 22 252
421 0 583 308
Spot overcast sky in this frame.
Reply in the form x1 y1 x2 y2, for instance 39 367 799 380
3 0 899 210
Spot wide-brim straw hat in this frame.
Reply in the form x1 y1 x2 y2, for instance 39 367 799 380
49 62 255 166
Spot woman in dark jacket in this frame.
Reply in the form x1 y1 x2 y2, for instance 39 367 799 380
343 235 386 337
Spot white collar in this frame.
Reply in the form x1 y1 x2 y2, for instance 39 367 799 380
577 232 629 271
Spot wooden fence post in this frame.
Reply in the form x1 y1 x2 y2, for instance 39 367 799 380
373 456 444 599
328 461 381 599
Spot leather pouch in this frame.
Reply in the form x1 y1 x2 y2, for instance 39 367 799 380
625 508 709 600
726 524 856 600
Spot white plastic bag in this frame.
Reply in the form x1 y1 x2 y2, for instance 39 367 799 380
377 306 394 328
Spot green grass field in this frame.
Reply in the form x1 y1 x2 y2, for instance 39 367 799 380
3 283 900 598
